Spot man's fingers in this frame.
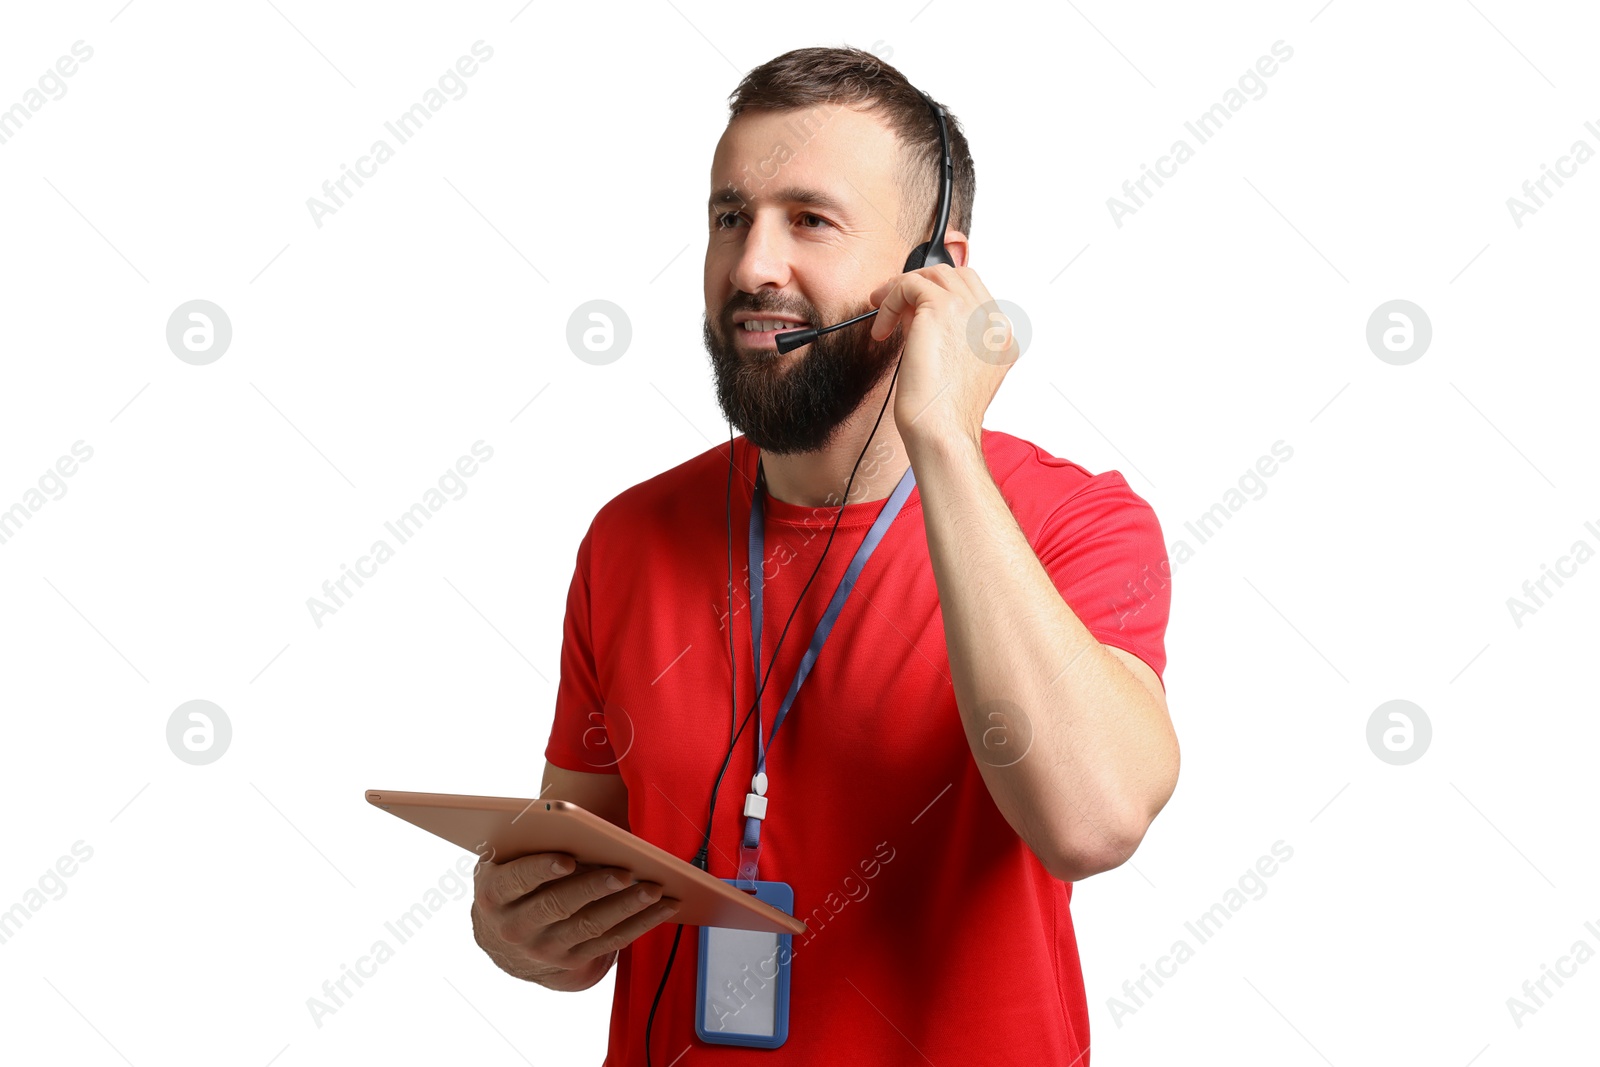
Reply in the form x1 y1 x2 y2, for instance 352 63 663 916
952 264 988 305
872 269 968 341
546 880 670 954
564 894 684 963
871 275 922 340
505 866 638 934
476 852 575 909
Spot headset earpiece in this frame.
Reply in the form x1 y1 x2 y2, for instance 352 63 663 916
904 239 953 272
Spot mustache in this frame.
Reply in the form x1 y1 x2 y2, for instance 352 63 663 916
721 297 816 326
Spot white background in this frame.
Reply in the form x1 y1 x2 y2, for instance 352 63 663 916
1 1 1596 1064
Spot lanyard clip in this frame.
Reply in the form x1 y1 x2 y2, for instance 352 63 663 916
736 771 768 888
736 842 761 888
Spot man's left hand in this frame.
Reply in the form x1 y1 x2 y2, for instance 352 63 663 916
868 264 1020 451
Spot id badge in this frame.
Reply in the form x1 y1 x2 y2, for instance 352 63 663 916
694 879 793 1048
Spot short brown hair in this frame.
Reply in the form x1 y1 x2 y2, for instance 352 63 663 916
726 45 976 247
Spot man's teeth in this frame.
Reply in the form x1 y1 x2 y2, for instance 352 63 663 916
741 320 803 332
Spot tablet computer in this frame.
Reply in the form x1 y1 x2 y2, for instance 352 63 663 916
365 789 806 936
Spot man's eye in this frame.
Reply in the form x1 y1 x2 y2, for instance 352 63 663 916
713 212 831 230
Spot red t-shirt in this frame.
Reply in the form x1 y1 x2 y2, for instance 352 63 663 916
544 429 1171 1065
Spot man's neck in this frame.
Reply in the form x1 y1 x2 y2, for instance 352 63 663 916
757 395 911 509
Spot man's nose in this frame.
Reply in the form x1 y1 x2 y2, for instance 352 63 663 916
729 212 793 294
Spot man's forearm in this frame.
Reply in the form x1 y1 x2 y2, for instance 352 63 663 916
906 428 1178 879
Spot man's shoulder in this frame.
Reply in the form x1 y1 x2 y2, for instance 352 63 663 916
981 427 1146 519
984 430 1165 593
587 438 733 543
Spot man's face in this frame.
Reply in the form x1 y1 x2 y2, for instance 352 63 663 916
703 106 913 455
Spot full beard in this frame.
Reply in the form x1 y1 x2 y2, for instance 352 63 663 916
702 306 905 456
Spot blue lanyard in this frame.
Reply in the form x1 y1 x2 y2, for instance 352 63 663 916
738 459 917 880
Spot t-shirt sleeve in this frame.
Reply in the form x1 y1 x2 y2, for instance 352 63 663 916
1033 474 1171 692
542 525 622 773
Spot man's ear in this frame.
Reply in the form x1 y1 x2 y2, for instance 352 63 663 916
944 229 969 268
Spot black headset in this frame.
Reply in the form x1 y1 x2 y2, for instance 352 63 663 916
643 89 953 1066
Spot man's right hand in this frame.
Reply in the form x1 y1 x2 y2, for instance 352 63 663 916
472 851 681 990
